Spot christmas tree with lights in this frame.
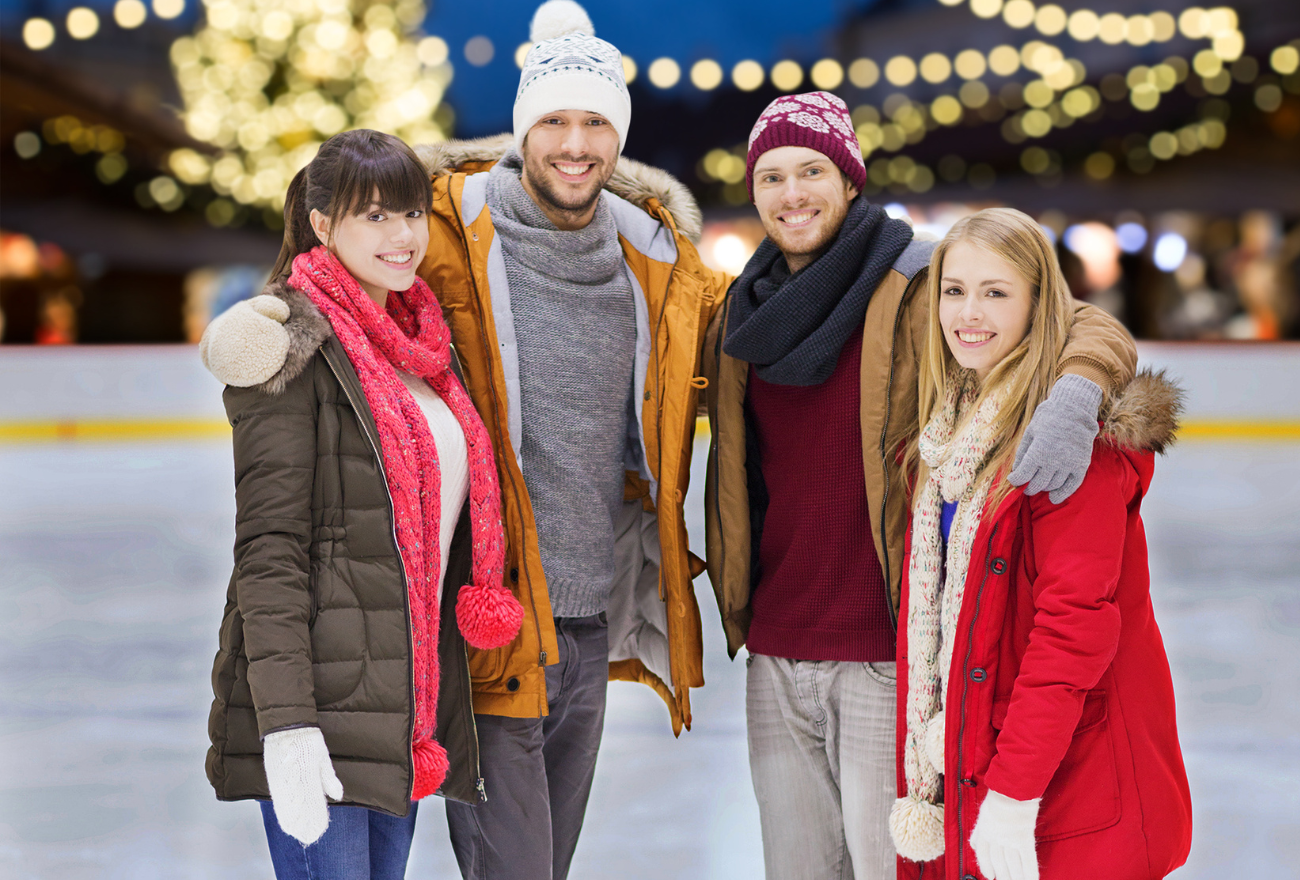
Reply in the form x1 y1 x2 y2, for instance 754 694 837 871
167 0 454 218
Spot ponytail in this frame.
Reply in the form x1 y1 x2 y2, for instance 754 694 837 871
270 165 318 282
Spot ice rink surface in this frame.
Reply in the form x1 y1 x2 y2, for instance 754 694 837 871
2 348 1299 877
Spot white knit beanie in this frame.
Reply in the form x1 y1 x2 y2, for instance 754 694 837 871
513 0 631 155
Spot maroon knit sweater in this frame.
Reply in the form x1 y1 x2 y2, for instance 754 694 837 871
744 326 895 662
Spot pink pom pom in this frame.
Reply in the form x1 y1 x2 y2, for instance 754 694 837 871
456 582 524 650
412 735 448 800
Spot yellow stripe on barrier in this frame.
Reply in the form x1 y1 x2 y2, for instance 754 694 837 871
0 418 231 444
0 418 1297 445
1178 420 1300 441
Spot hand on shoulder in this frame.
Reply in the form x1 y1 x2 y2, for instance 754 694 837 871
199 294 293 387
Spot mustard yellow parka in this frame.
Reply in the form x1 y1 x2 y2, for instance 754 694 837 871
413 136 731 733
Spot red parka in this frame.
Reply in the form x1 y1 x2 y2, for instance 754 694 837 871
896 372 1193 880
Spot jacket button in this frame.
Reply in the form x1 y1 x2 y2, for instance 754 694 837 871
970 667 987 682
506 677 520 692
991 557 1007 575
509 567 519 583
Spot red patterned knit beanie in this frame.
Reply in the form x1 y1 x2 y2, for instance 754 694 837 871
745 91 866 200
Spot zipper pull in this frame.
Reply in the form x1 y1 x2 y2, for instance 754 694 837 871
476 777 487 804
539 650 547 665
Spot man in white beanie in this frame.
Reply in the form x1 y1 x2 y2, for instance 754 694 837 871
199 3 730 878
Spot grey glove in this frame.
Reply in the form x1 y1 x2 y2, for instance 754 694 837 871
1008 373 1103 504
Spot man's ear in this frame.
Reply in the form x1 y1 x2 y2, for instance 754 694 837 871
309 208 331 247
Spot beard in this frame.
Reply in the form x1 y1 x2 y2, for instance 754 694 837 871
761 195 853 271
521 148 614 220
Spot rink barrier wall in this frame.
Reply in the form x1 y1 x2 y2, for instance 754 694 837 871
0 343 1297 444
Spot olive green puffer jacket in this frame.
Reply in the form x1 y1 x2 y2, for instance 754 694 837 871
205 282 480 816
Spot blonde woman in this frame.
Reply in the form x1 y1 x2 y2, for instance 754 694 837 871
889 208 1192 880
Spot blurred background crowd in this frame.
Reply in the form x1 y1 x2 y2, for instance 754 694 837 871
1 0 1297 344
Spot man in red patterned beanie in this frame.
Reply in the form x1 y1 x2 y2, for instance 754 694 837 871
702 91 1138 880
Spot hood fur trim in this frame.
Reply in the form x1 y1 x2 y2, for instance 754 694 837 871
1100 368 1184 454
257 279 332 396
413 134 703 243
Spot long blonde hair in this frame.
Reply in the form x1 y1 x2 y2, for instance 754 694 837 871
910 207 1075 510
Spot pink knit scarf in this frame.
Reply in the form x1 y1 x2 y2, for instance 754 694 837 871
290 246 522 800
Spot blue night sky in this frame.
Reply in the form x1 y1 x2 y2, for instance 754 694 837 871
1 0 914 134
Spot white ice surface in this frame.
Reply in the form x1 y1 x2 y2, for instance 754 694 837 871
1 346 1298 877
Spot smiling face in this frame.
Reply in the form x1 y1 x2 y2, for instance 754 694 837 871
520 109 620 231
311 194 430 307
938 238 1036 381
751 145 859 273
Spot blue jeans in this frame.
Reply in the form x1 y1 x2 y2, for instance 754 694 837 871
261 800 418 880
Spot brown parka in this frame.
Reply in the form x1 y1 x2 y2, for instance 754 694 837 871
702 241 1139 657
411 136 732 733
205 282 482 817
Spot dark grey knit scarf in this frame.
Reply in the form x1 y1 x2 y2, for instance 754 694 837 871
723 198 914 386
485 150 624 284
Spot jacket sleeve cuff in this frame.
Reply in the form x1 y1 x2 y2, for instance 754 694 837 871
1058 356 1115 397
984 761 1051 803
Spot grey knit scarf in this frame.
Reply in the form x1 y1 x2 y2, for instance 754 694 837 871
486 151 624 285
485 151 637 618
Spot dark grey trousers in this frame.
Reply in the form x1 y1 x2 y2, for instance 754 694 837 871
446 614 609 880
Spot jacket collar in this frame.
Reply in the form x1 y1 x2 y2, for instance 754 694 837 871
413 133 703 244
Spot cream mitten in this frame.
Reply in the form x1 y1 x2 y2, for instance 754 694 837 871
969 789 1040 880
263 726 344 846
199 295 291 387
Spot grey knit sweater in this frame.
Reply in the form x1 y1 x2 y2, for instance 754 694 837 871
486 153 637 617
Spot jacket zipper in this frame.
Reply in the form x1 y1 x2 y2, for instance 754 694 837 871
709 296 731 614
955 523 1000 878
322 346 418 803
877 284 911 629
448 192 546 669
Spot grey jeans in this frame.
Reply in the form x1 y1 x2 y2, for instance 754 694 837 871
445 614 608 880
747 653 898 880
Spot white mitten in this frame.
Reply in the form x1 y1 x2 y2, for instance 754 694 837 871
199 295 291 387
263 726 344 846
969 789 1040 880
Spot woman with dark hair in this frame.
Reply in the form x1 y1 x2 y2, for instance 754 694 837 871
201 129 523 879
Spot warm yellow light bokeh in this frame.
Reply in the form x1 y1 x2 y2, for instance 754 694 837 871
810 59 845 90
22 18 55 50
649 58 681 88
771 60 804 92
690 59 724 91
153 0 184 20
67 7 100 40
113 0 147 29
733 60 765 91
848 58 879 89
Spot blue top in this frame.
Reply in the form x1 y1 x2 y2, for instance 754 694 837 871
941 500 958 545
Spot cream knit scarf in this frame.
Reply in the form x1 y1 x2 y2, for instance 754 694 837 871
890 369 1005 862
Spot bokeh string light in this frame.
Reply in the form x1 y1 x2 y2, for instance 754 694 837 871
13 0 1297 209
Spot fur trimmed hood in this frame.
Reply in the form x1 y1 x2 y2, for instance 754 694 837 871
412 134 704 244
1100 368 1184 453
256 280 331 395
